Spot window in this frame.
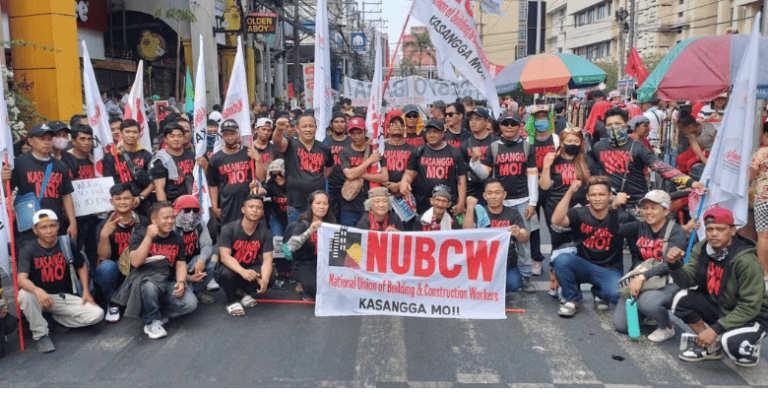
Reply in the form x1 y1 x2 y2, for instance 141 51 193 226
598 5 606 19
679 0 684 4
579 12 586 26
519 28 527 41
519 2 528 20
605 41 611 57
588 9 595 23
607 1 612 15
678 11 683 17
560 20 564 31
595 44 604 58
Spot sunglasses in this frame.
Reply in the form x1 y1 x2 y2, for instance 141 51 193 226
270 172 285 178
500 120 520 127
445 112 458 117
405 113 419 118
181 208 199 214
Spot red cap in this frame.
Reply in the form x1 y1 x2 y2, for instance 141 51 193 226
347 117 366 133
703 207 734 226
174 194 201 215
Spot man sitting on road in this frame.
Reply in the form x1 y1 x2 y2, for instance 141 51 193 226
667 207 768 367
172 195 218 305
414 185 463 231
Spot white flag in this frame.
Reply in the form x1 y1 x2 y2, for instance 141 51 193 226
192 164 212 224
365 31 385 172
0 180 10 277
410 0 502 117
313 0 333 141
697 13 760 237
82 41 113 176
193 35 208 159
124 60 152 151
222 36 251 148
0 75 14 170
480 0 508 16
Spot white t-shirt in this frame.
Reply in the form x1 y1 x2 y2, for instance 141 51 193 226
643 108 666 145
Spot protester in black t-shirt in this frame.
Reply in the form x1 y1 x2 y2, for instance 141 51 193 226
403 104 425 147
461 107 498 204
253 117 280 167
551 176 633 317
95 183 149 322
173 195 217 305
382 109 417 197
48 121 78 179
128 202 197 339
109 117 122 145
401 120 467 215
325 111 352 223
414 185 463 231
464 179 528 295
17 210 103 353
272 114 334 224
444 102 471 148
356 187 405 231
68 124 101 266
339 117 389 226
216 195 274 315
102 119 154 216
2 124 77 241
150 123 197 203
208 119 266 226
258 159 289 235
284 191 336 301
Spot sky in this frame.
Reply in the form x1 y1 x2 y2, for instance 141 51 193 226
356 0 423 61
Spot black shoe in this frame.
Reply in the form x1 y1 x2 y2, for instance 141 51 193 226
274 279 288 290
36 335 55 353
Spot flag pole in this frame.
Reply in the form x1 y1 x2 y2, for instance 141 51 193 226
382 12 412 97
4 154 24 351
684 179 710 265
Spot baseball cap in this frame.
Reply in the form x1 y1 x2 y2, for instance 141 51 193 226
255 118 272 128
704 207 735 226
498 111 521 126
347 117 366 132
402 104 419 115
717 92 729 99
47 121 71 135
638 190 671 209
28 123 55 138
331 111 346 122
424 119 445 132
220 119 239 132
289 118 298 126
531 104 550 116
173 195 201 215
467 107 490 120
33 209 58 226
628 115 651 130
432 184 452 199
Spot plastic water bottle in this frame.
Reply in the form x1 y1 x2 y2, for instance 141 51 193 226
626 297 641 339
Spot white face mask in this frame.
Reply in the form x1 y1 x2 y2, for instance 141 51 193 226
177 211 198 233
52 137 68 150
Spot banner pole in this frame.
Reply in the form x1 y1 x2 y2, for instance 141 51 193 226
4 154 24 351
684 179 710 265
382 12 412 97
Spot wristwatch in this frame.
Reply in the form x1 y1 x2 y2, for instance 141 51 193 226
139 195 146 201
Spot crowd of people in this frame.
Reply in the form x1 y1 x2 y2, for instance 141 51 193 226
0 89 766 369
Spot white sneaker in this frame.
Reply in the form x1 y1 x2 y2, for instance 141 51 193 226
105 305 121 323
144 320 167 339
206 278 221 291
532 261 543 276
648 326 675 343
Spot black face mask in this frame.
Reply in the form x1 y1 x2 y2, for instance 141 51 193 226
563 144 581 156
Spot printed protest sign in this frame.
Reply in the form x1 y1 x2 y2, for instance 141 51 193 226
72 177 115 217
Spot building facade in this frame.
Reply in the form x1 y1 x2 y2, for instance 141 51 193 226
475 0 548 66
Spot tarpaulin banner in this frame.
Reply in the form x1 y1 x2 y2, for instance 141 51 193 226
316 225 509 319
344 76 483 109
302 63 315 107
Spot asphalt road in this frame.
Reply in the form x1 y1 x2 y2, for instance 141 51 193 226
1 242 767 387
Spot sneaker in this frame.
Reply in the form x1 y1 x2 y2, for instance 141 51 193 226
159 315 169 325
505 291 515 302
532 261 543 276
49 319 69 334
591 288 610 311
679 333 723 362
274 279 288 290
558 301 579 317
648 326 675 343
521 277 537 293
105 305 121 323
301 293 315 301
733 340 762 368
288 272 297 284
35 335 55 353
295 282 304 294
642 318 658 326
206 278 221 291
196 290 216 304
144 320 168 339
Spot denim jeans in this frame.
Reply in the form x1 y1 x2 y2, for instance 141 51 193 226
287 206 305 225
551 253 622 304
506 267 522 293
186 255 216 292
329 191 343 224
503 200 538 277
94 260 122 303
270 215 285 237
341 210 363 227
613 283 680 334
140 281 198 325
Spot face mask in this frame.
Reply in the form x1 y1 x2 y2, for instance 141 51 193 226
534 120 549 132
563 144 581 156
206 133 217 148
705 242 729 262
607 126 630 147
178 211 198 233
52 137 68 150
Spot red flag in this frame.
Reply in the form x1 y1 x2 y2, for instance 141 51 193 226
625 47 649 87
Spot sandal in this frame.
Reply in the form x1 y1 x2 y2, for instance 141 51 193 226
226 302 245 316
558 301 579 317
241 295 258 307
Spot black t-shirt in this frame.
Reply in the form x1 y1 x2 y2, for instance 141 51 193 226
383 142 416 183
177 225 206 263
356 212 405 231
11 154 74 230
149 150 196 203
208 148 254 225
481 138 536 200
287 220 318 262
533 134 557 173
103 148 153 195
255 142 281 167
543 155 600 216
283 139 334 208
487 206 526 269
461 134 498 200
264 181 288 228
620 219 688 262
414 212 463 231
73 155 97 180
443 127 471 149
566 207 629 271
18 238 84 295
407 144 467 213
405 132 425 148
59 151 79 180
129 228 186 281
219 220 274 268
95 214 150 262
326 136 352 193
339 145 388 213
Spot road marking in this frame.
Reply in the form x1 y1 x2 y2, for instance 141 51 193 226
453 320 501 384
353 316 408 387
515 295 601 385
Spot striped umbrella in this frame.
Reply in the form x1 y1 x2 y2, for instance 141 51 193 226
494 53 606 94
637 35 768 102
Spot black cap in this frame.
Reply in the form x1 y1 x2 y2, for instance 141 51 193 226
498 111 521 125
29 123 55 138
331 111 346 122
289 119 298 126
220 119 239 132
402 104 419 115
47 120 71 134
424 119 445 132
467 107 490 120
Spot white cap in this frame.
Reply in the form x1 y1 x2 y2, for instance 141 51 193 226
255 118 272 128
33 209 58 226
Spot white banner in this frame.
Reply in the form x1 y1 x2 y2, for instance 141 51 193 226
313 0 332 141
480 0 508 16
411 0 501 117
697 14 760 235
344 76 483 109
366 31 385 171
72 177 116 217
0 72 14 171
0 179 10 276
193 35 208 159
192 164 212 224
82 41 113 176
316 225 509 319
222 36 252 148
302 63 314 108
124 60 152 151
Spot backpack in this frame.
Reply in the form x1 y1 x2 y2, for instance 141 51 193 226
617 220 676 298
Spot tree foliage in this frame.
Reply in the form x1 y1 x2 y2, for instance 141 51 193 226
402 30 436 74
593 53 666 93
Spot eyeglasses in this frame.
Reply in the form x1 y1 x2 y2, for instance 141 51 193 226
181 208 199 214
405 113 419 118
445 112 458 117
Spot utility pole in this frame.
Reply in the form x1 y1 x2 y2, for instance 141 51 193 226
617 8 629 84
629 0 636 51
763 0 768 36
535 1 542 54
294 0 300 105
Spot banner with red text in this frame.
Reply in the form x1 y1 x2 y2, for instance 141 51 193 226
123 60 152 151
302 63 314 107
316 225 509 319
222 36 251 147
82 40 113 176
